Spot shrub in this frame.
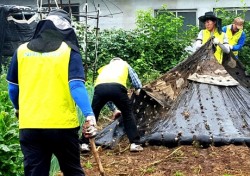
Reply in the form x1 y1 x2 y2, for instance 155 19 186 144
0 73 23 176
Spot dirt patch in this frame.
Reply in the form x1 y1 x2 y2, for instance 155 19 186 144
81 138 250 176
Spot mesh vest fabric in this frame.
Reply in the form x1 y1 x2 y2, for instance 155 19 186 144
17 42 78 129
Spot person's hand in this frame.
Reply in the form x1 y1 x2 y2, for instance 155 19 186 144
229 45 233 50
112 109 121 120
83 116 97 138
213 38 220 45
135 89 141 96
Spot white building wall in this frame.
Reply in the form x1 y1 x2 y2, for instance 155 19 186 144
1 0 249 30
90 0 250 30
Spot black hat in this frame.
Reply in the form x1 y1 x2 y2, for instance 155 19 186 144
198 11 222 33
198 11 221 23
48 9 71 24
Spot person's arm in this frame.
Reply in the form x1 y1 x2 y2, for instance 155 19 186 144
106 101 121 120
69 80 94 117
213 33 230 54
128 65 142 90
8 83 19 110
68 50 96 134
232 32 246 51
6 50 19 112
195 30 203 50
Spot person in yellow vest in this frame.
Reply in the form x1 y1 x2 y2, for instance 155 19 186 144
195 11 230 64
6 9 96 176
80 57 143 152
222 17 246 59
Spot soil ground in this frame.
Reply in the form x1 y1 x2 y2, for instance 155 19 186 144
79 117 250 176
81 138 250 176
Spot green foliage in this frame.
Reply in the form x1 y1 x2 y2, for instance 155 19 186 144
50 156 60 176
133 8 198 77
174 171 184 176
76 6 198 85
0 73 23 176
84 160 93 169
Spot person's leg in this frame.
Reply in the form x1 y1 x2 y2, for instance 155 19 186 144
91 85 109 121
111 85 141 144
52 128 85 176
19 129 52 176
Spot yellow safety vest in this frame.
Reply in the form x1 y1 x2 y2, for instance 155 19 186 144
95 60 129 88
225 25 243 57
202 29 224 64
17 42 79 129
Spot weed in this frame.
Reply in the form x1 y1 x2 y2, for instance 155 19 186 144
84 160 93 169
174 170 184 176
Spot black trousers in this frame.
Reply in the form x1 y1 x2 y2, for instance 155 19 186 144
20 128 85 176
81 83 140 144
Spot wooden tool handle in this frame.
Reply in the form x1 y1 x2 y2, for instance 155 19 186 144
89 138 105 176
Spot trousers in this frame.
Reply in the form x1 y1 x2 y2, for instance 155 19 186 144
81 83 140 144
20 128 85 176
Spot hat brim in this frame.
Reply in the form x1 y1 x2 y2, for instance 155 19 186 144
198 15 221 23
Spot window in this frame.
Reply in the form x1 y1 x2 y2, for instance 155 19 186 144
155 9 197 31
215 7 250 21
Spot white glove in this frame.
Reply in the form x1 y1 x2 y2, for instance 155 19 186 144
83 116 97 138
213 38 220 45
83 123 97 138
195 40 202 50
86 115 96 126
135 89 141 96
229 45 233 50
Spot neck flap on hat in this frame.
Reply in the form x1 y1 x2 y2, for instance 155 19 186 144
27 20 80 53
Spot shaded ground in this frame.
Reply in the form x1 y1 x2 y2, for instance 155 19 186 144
81 137 250 176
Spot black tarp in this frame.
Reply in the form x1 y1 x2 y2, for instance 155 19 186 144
0 5 37 67
95 39 250 148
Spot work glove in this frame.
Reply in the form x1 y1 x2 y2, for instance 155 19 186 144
213 38 220 45
83 116 97 138
86 115 96 126
135 89 141 96
195 40 202 50
112 109 121 120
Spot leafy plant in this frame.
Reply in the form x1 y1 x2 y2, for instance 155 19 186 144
75 6 198 85
174 170 184 176
0 73 23 176
84 160 93 169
